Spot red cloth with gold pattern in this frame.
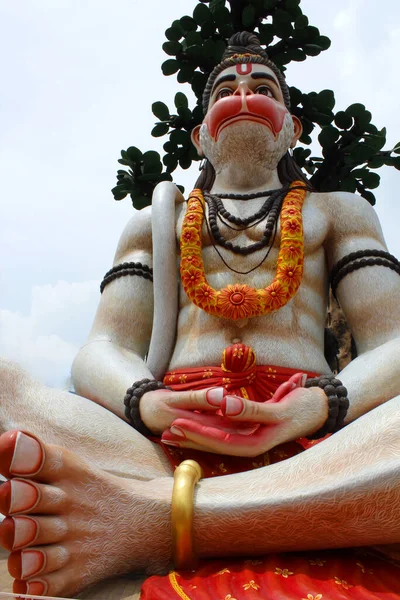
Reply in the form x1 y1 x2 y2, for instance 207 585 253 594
142 344 400 598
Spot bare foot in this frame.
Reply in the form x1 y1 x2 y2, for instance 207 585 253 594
0 430 172 597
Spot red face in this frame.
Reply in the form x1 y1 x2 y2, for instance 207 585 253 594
204 63 288 141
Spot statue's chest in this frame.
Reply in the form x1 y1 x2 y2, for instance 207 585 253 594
176 195 329 258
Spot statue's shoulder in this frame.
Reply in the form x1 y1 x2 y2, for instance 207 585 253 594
114 204 153 263
307 189 382 241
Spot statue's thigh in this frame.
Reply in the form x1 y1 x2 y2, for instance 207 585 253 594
0 360 172 480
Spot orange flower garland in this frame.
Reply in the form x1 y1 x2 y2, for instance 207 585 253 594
180 182 307 320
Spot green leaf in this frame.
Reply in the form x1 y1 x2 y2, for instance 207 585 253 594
340 177 357 193
175 92 188 110
294 14 308 29
165 26 182 42
177 65 195 83
163 153 179 172
161 59 180 76
117 158 132 167
334 111 353 130
138 172 164 182
287 48 306 61
360 190 376 205
179 155 192 169
193 3 211 25
348 144 376 163
345 103 366 118
318 90 335 111
163 141 177 153
133 195 152 210
242 4 255 27
185 30 203 46
151 123 169 137
180 16 197 32
361 171 380 189
289 86 302 107
152 101 170 121
368 156 385 169
351 168 369 178
393 156 400 170
365 134 385 152
170 129 190 146
317 35 331 50
162 41 182 56
393 142 400 154
126 147 143 162
111 186 128 201
142 150 161 168
318 125 339 148
303 44 322 56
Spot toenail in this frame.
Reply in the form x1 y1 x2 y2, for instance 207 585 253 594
27 580 48 596
21 550 46 578
9 480 39 515
13 579 47 596
10 433 43 476
13 516 38 550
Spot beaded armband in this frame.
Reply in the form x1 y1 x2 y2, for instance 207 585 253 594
124 378 169 437
305 375 349 439
100 262 153 294
330 249 400 298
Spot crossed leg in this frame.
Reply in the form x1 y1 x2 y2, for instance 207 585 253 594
0 360 173 596
0 360 172 480
0 430 173 597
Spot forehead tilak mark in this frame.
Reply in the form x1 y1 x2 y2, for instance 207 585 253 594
236 63 252 75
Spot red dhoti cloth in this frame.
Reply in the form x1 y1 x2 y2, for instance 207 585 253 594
142 344 400 599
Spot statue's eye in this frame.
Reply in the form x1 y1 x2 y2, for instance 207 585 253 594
217 88 233 100
255 85 273 97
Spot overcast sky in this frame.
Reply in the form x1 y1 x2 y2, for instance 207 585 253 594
1 0 399 387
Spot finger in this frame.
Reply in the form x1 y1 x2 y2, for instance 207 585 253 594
161 387 228 411
220 395 285 422
169 412 260 435
161 419 274 456
162 418 269 457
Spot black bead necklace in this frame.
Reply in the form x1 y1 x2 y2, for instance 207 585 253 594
210 188 283 200
205 188 287 256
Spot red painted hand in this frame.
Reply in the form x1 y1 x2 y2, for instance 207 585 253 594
140 386 258 436
161 374 328 457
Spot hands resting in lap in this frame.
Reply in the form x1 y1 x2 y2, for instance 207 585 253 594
140 374 328 457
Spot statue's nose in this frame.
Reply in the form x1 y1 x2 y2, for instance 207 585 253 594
233 82 253 99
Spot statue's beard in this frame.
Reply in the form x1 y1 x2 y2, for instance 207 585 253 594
199 112 295 174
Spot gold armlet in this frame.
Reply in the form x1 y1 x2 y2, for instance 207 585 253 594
171 459 203 570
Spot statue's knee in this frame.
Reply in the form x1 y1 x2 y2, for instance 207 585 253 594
0 359 32 397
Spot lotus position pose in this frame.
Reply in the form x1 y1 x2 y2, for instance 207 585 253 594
1 33 400 598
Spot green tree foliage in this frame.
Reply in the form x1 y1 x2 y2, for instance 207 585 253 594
112 0 400 209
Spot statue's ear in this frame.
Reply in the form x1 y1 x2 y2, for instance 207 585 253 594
290 115 303 148
191 125 204 157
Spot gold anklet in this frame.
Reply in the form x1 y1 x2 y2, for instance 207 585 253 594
171 459 203 570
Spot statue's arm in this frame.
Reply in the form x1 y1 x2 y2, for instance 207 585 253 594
71 205 154 421
324 191 400 422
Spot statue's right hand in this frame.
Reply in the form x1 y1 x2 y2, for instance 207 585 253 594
139 387 227 435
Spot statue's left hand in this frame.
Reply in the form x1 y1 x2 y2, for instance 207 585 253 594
161 374 328 457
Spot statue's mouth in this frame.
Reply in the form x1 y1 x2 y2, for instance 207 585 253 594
204 94 288 142
215 112 278 141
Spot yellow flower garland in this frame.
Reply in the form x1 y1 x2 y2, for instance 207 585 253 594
180 181 307 320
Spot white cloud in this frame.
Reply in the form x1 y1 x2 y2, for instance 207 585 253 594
0 280 99 387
